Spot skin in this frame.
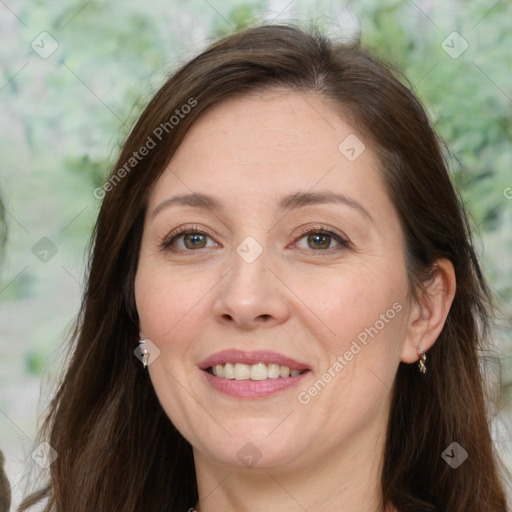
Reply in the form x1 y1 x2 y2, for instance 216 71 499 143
134 88 455 512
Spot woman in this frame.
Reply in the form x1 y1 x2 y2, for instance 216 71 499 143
20 24 509 512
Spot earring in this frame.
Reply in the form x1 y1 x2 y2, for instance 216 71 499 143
418 350 427 374
139 339 149 369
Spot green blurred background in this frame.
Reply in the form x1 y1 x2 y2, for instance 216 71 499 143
0 0 511 507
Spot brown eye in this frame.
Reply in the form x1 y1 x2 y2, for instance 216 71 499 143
306 233 332 250
162 229 217 252
183 233 208 249
295 229 347 251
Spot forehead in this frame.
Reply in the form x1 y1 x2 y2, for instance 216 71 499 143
176 88 364 163
148 89 390 221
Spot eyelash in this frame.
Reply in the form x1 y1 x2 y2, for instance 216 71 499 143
160 225 351 254
160 225 211 251
293 225 351 252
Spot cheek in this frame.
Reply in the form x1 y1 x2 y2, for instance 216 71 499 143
134 266 212 440
294 267 409 415
303 292 407 435
135 264 209 340
287 262 408 346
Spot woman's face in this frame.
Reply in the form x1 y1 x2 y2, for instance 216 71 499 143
135 89 414 473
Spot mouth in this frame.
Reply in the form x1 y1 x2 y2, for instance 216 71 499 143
199 350 311 398
205 362 308 380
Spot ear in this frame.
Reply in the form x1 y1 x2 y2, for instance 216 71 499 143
401 258 456 364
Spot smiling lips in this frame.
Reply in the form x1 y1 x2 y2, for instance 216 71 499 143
199 350 310 398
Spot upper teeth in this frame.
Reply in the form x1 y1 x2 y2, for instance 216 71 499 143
211 362 304 380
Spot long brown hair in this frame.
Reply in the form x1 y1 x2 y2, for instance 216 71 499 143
20 24 509 512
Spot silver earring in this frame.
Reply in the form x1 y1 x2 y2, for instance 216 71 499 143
139 339 149 369
418 350 427 374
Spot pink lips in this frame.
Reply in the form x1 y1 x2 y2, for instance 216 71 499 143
199 349 310 399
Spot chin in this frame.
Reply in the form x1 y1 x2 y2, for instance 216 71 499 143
190 419 310 471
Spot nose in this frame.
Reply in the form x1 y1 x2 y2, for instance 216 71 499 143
212 249 290 330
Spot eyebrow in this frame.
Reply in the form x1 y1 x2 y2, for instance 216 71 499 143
151 191 372 220
151 193 223 219
278 191 372 220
